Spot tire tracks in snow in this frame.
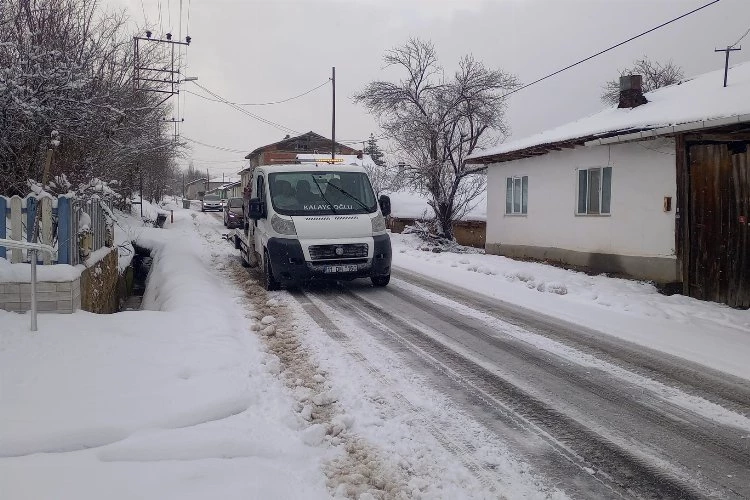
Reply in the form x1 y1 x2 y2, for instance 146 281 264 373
333 282 750 499
291 288 511 497
221 258 412 499
393 267 750 413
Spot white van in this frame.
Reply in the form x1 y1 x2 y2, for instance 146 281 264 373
233 163 392 290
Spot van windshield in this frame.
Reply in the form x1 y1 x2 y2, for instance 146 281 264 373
268 171 377 216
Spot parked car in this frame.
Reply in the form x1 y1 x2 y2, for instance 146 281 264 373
201 194 222 212
223 197 244 228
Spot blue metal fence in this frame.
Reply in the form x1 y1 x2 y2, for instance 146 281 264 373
0 193 109 265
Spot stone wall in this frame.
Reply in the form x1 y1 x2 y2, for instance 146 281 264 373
0 279 81 314
80 248 120 314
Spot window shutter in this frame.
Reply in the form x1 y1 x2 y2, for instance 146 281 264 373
601 167 612 214
521 176 528 214
506 178 512 214
577 169 587 214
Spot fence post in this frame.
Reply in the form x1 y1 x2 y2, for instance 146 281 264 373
0 196 6 260
26 196 36 242
40 197 53 265
10 196 22 263
91 196 101 250
57 196 71 264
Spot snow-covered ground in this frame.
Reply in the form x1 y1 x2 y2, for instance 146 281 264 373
0 205 331 499
2 202 749 499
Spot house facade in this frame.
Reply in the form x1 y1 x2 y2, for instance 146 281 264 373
469 65 750 307
484 138 678 282
185 178 227 200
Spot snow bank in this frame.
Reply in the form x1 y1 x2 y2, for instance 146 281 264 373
0 256 82 282
0 209 329 499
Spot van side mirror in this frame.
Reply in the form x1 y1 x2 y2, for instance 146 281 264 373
378 194 391 217
247 198 266 220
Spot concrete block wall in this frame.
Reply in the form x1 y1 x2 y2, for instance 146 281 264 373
0 278 81 314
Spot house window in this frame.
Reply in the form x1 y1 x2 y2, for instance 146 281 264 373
577 167 612 215
505 176 528 215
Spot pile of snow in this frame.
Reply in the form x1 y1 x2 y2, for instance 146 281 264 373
0 257 82 282
129 197 169 223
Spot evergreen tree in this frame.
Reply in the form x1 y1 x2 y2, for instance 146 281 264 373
364 133 386 167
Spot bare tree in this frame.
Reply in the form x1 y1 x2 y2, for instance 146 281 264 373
601 56 684 105
0 0 181 199
354 38 518 239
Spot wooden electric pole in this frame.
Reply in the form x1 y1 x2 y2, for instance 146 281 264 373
331 66 336 160
715 45 741 87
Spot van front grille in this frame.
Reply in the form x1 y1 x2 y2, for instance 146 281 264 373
309 243 368 260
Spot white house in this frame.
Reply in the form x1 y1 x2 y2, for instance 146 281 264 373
468 63 750 308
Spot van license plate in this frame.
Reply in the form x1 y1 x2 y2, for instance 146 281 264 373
324 264 358 273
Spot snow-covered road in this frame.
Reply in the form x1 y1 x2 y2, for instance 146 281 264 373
3 205 749 499
204 207 750 498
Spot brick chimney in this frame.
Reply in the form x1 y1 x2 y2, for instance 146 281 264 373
618 74 648 108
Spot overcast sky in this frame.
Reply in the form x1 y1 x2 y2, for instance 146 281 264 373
112 0 750 179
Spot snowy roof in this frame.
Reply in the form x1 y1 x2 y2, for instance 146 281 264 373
209 176 239 184
468 61 750 164
388 190 486 221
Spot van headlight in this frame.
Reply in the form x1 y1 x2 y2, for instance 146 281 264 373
371 214 386 233
271 214 296 235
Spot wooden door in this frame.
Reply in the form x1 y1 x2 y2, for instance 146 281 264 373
687 142 750 307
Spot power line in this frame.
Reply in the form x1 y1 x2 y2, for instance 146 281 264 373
157 0 163 34
139 0 148 26
338 132 388 144
183 79 329 106
730 25 750 48
502 0 721 99
183 136 248 153
189 158 248 163
189 81 300 134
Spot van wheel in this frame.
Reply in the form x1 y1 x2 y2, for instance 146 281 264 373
371 274 390 287
264 251 280 291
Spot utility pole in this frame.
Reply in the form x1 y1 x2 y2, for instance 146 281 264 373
331 66 336 160
715 46 741 87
